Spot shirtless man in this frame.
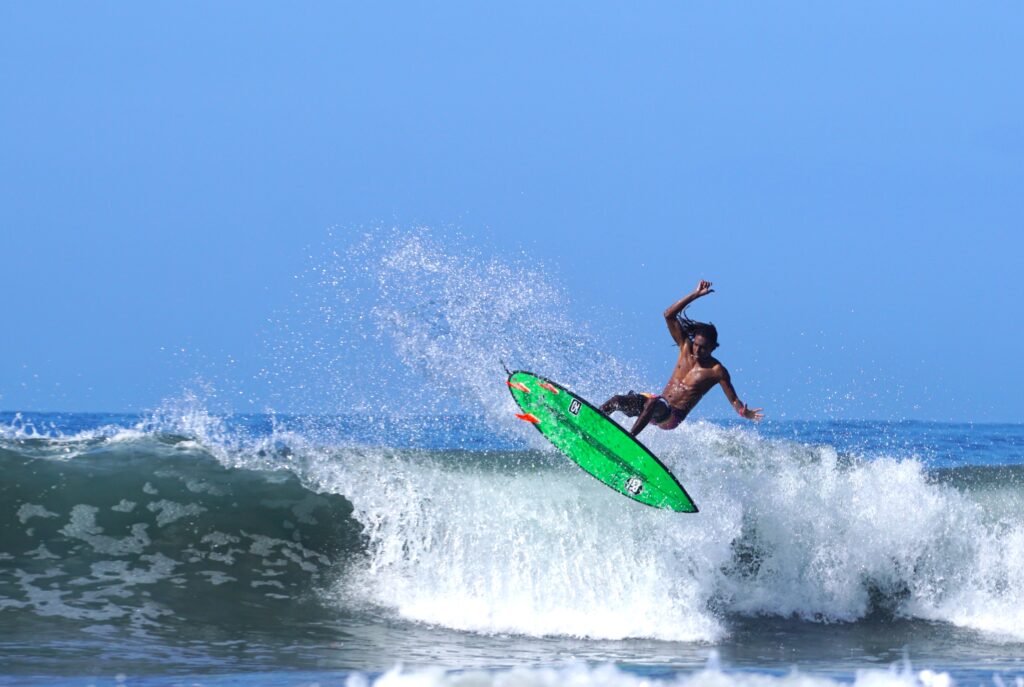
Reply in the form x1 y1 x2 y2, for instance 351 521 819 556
601 280 763 436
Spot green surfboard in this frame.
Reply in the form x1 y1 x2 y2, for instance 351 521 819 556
506 370 698 513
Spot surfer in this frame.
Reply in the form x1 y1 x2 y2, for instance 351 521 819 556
600 280 764 436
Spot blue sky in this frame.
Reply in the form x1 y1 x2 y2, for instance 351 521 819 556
2 3 1022 421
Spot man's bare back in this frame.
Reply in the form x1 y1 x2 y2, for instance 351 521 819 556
601 280 763 436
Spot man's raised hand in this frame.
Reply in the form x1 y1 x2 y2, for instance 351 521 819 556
742 404 765 423
694 280 714 298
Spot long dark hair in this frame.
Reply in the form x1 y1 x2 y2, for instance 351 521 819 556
677 309 719 349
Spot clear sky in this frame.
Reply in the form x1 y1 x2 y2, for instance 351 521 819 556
2 3 1022 422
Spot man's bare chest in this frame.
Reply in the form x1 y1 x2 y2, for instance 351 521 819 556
670 359 719 389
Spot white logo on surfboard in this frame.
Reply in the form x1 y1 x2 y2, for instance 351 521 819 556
569 399 581 415
625 476 644 495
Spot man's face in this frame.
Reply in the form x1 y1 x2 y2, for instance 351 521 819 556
692 334 715 360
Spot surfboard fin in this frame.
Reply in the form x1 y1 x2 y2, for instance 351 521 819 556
507 381 530 393
515 413 540 424
538 382 559 394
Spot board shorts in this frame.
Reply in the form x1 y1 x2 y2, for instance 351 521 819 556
619 391 688 430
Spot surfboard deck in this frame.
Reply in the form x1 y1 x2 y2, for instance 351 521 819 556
506 370 698 513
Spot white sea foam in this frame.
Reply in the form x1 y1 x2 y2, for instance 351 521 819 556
905 520 1024 641
59 505 152 556
345 661 969 687
138 229 1024 643
146 499 208 527
17 503 59 524
269 419 1022 643
0 412 147 460
305 444 726 641
674 422 1024 641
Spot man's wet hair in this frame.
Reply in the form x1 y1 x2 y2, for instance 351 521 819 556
677 310 719 349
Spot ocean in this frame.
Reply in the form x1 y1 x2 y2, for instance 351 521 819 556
2 410 1023 687
3 231 1023 686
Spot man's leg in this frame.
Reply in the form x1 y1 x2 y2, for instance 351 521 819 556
630 396 666 437
600 392 645 416
599 395 624 414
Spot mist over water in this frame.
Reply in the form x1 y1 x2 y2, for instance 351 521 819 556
259 228 640 428
3 229 1024 683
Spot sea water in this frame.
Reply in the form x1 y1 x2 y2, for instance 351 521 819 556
2 413 1023 686
3 232 1023 685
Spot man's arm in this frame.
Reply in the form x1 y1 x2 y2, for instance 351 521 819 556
718 367 764 422
664 279 714 346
